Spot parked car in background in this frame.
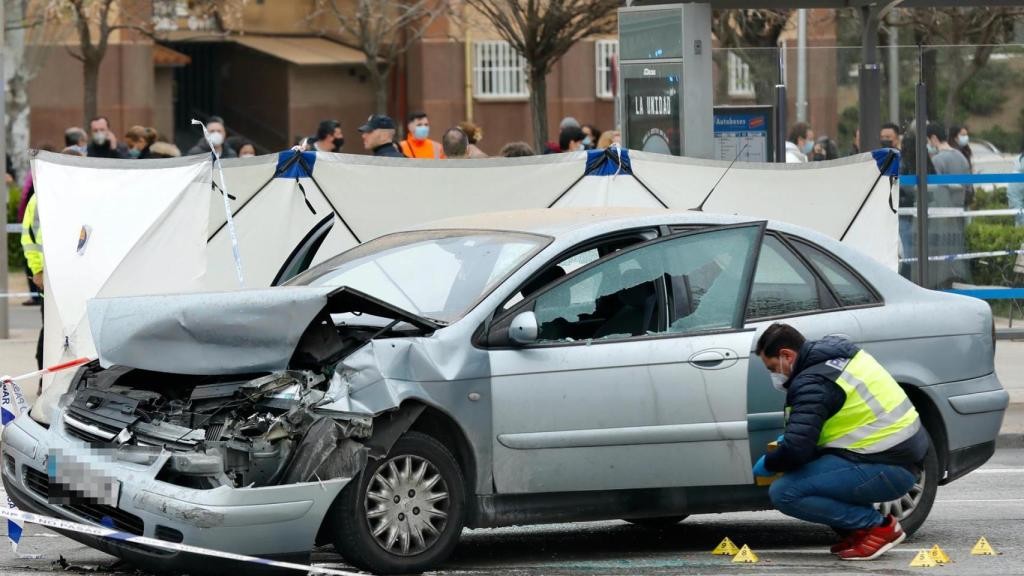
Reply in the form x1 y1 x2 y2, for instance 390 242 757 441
2 208 1008 574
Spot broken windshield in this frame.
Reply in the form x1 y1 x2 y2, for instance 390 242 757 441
287 230 549 323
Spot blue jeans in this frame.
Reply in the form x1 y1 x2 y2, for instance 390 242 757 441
768 454 916 531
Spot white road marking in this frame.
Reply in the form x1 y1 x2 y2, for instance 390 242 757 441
972 468 1024 474
937 498 1024 503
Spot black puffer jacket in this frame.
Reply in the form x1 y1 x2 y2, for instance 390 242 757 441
763 336 929 473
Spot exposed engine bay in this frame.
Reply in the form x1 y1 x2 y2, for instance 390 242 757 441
60 364 372 489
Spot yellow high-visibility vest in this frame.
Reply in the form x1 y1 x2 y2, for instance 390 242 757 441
817 350 921 453
21 195 43 275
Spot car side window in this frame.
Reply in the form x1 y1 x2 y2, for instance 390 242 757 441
528 225 761 342
745 235 822 320
792 240 879 307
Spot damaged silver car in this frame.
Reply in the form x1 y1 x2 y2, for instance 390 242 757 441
1 209 1008 574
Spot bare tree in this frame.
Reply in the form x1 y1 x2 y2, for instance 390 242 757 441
894 6 1024 127
468 0 619 152
4 0 65 181
711 9 792 102
316 0 449 115
52 0 235 126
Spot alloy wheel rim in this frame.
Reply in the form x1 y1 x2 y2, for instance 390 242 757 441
875 468 926 520
364 454 450 556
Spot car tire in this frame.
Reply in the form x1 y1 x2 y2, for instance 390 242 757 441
329 431 466 574
623 515 688 528
874 429 938 537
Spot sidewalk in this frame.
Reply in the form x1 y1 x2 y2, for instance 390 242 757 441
0 284 1021 445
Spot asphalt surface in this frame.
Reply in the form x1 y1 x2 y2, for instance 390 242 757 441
1 448 1022 576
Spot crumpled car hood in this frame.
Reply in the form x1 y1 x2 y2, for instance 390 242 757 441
88 286 337 375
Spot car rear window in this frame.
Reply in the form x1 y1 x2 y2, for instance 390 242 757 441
791 240 879 307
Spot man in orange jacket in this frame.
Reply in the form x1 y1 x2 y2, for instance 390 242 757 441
399 111 446 159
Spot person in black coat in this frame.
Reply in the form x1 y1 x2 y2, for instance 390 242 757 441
358 114 404 158
753 323 928 561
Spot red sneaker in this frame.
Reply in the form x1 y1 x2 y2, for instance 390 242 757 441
830 529 867 554
837 515 906 560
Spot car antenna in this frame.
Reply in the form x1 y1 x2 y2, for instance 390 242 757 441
693 142 748 212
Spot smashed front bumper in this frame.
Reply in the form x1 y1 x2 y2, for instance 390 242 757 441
1 413 350 571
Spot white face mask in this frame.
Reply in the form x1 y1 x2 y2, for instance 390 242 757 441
770 372 788 392
208 132 225 147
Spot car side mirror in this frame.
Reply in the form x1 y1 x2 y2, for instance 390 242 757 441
508 311 539 345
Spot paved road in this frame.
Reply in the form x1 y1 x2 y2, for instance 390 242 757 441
2 449 1022 575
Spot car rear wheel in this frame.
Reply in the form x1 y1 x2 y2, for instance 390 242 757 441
623 515 688 528
874 429 938 536
329 431 465 574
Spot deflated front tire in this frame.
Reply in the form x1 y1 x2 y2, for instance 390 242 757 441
328 431 466 574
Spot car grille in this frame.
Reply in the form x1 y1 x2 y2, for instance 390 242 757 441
63 413 121 446
22 467 144 536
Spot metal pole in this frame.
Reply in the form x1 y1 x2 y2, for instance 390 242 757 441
0 0 10 339
859 6 882 151
915 46 930 288
888 26 900 124
796 9 807 122
775 84 787 163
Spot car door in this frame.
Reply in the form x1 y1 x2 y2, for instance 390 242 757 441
743 233 864 460
486 223 765 494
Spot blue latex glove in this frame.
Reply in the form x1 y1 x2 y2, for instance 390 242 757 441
752 455 771 478
776 434 785 445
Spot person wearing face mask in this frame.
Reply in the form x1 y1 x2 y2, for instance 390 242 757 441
753 323 928 561
187 116 236 158
399 112 445 159
235 141 257 158
312 120 344 153
123 125 157 159
64 127 88 156
581 124 601 150
87 116 129 159
879 122 901 151
785 122 815 163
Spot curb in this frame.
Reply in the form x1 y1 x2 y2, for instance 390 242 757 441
997 432 1023 449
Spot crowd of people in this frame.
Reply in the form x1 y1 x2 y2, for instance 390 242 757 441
292 112 620 160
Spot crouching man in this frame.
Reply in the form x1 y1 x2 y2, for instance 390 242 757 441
753 323 928 560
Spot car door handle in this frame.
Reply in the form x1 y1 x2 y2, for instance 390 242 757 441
689 349 738 369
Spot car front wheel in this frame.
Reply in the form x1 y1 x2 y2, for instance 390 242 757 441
329 431 466 574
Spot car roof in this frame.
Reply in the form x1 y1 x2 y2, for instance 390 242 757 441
414 207 755 237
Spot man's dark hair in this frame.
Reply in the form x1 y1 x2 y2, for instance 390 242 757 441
208 115 225 126
756 323 806 357
442 127 468 158
880 122 900 136
559 126 584 151
317 120 340 140
787 122 810 144
64 127 86 147
499 141 534 157
407 111 428 124
926 121 947 143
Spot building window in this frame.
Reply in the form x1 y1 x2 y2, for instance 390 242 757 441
473 41 528 99
727 51 756 98
595 40 618 99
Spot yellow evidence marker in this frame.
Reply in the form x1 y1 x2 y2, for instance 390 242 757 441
910 549 938 567
971 536 997 556
711 537 740 555
929 544 951 564
732 544 759 564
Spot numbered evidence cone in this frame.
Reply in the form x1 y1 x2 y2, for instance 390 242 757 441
929 544 951 564
910 549 938 567
711 537 740 555
971 536 997 556
732 544 759 564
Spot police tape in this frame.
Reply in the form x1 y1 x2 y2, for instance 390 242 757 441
0 506 366 575
0 292 41 298
899 248 1024 263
